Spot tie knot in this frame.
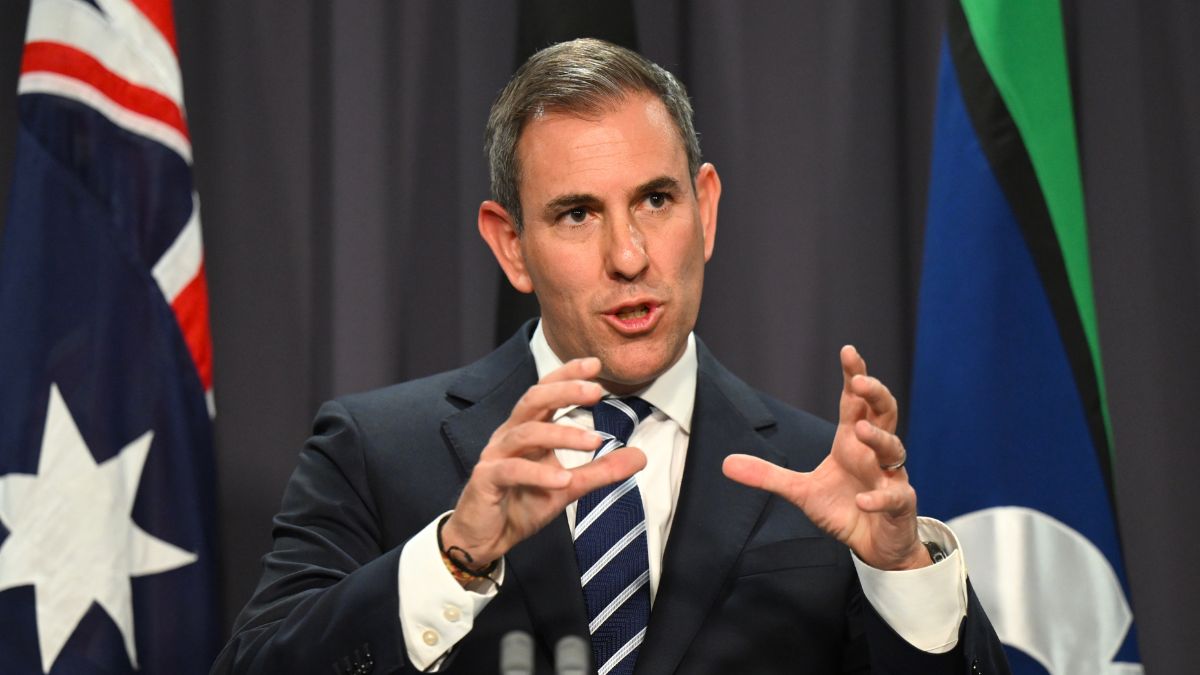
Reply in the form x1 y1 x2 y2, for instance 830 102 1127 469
590 397 653 446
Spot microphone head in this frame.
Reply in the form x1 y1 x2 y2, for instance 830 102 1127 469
554 635 590 675
500 630 534 675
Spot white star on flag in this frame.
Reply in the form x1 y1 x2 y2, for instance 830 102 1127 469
0 383 199 673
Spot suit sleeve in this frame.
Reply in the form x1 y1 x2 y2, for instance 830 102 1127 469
210 400 415 674
856 581 1012 675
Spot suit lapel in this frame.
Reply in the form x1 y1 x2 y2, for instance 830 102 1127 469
635 344 784 675
441 324 537 476
439 323 590 655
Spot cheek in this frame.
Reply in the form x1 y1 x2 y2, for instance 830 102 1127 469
527 251 595 314
671 229 708 291
667 235 708 329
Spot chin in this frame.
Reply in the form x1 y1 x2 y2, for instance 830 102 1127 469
600 344 681 392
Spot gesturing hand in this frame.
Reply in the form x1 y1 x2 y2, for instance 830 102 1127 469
440 357 648 572
722 346 931 571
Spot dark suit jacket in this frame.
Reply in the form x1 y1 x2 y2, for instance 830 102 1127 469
212 325 1009 674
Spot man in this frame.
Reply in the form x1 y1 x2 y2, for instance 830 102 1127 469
213 39 1008 674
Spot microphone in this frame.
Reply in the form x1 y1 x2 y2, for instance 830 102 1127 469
554 635 590 675
500 630 534 675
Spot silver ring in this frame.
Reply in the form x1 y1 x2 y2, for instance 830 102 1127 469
879 451 907 472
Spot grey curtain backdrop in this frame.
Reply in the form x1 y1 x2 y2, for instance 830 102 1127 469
1 1 1196 671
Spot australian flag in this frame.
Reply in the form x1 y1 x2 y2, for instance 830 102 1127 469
0 0 220 672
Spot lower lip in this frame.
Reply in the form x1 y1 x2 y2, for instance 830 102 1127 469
604 304 661 334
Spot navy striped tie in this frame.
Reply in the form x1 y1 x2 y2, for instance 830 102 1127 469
574 397 653 675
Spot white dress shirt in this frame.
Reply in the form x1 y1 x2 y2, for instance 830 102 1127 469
397 323 968 670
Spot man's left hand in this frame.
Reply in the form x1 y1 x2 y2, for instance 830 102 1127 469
722 345 931 571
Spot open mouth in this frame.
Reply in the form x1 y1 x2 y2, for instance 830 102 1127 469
605 301 660 334
615 304 650 321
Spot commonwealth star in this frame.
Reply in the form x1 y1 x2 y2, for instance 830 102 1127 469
0 383 198 673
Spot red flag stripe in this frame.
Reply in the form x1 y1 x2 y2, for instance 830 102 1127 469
21 41 189 142
170 262 214 392
128 0 178 54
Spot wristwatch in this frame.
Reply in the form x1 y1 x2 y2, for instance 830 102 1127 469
923 540 948 563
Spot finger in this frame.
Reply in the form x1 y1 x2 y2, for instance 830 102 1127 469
840 345 867 393
722 454 810 507
539 356 603 385
854 483 916 516
486 457 573 489
500 356 604 428
564 446 647 500
849 375 897 420
853 420 906 472
839 346 870 422
487 422 603 459
506 379 605 426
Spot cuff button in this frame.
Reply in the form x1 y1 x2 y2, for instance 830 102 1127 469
422 630 439 646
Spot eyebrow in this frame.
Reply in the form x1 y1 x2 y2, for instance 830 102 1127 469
635 176 683 197
540 176 684 218
543 192 603 217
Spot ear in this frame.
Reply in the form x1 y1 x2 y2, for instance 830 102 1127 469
478 200 534 293
694 163 721 261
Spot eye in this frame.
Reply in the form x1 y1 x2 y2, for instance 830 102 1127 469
645 192 670 210
555 205 593 229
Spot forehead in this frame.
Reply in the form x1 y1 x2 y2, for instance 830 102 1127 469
515 94 688 205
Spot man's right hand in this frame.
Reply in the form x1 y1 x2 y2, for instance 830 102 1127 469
439 357 647 574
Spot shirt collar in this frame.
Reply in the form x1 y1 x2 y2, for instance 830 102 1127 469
529 320 696 434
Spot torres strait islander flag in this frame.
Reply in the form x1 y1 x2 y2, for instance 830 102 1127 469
0 0 220 672
907 2 1141 674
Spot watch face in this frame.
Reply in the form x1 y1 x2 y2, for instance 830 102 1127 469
924 541 948 563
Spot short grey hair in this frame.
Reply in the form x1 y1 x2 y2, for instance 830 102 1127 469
484 38 702 231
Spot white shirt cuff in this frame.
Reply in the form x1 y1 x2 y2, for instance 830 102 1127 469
851 517 968 653
398 512 505 671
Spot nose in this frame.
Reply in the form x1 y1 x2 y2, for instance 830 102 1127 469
605 216 649 281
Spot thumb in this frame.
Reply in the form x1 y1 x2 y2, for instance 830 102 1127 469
722 454 810 507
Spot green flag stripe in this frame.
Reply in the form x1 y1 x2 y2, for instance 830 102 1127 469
946 3 1116 504
959 0 1114 457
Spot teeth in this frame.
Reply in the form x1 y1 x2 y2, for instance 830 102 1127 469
616 305 649 320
